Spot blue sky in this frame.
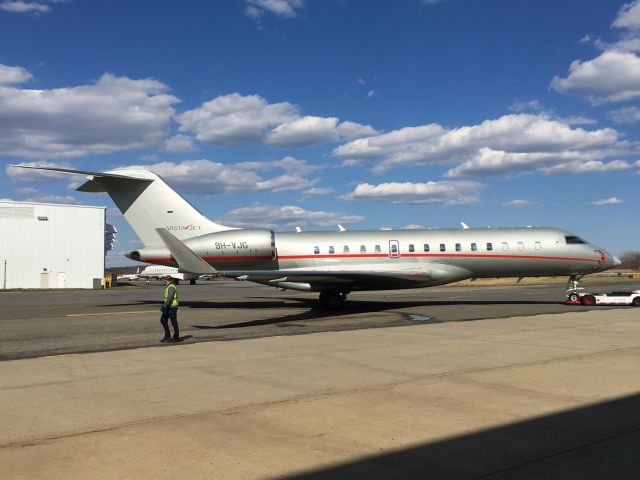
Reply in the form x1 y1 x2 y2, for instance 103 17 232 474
0 0 638 266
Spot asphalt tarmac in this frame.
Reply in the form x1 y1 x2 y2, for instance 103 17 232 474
1 279 638 361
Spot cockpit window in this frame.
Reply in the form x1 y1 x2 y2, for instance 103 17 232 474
565 236 586 244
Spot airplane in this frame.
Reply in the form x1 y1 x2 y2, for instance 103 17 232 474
117 267 141 281
15 165 621 309
137 265 199 284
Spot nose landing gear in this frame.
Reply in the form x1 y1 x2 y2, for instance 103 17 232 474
319 291 347 310
566 275 584 302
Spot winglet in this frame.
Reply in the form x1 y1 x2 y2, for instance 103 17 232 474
155 228 217 274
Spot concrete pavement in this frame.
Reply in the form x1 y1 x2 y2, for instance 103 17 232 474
1 308 640 479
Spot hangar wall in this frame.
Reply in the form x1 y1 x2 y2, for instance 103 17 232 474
0 201 106 289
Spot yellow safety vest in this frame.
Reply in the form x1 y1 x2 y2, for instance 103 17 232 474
164 283 179 308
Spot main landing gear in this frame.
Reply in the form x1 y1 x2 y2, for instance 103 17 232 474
319 291 347 310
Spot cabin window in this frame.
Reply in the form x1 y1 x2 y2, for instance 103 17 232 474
409 244 415 252
471 242 477 251
535 241 541 250
440 243 446 252
343 245 350 253
424 243 430 252
565 236 586 244
487 242 493 251
360 245 367 253
517 241 524 251
391 244 398 253
314 246 320 254
455 243 461 252
375 244 381 253
328 246 335 254
502 242 509 251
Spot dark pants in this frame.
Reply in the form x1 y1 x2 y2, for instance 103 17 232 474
161 307 179 339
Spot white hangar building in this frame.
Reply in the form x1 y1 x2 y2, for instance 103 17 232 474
0 200 116 289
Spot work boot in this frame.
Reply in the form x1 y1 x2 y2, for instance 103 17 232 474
171 336 181 343
161 337 171 343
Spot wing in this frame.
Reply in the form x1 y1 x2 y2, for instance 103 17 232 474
219 263 473 291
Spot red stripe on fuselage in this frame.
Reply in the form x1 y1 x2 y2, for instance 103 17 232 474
278 253 599 262
141 253 599 264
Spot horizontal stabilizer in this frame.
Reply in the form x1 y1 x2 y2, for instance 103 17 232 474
155 228 217 275
11 165 153 193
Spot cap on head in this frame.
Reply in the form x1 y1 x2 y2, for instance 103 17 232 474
165 275 173 280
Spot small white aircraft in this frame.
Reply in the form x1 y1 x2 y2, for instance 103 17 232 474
15 166 620 309
137 265 199 284
117 267 140 281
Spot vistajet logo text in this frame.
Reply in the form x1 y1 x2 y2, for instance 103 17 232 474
166 224 202 231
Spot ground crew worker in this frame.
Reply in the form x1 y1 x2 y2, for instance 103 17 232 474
160 275 180 343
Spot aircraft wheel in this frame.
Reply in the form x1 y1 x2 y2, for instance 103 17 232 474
581 294 596 306
568 292 579 302
190 279 196 285
324 292 343 310
632 297 640 307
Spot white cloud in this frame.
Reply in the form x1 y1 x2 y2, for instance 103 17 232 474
552 2 640 103
336 121 379 139
177 93 380 147
0 71 179 158
26 193 79 204
404 224 427 229
609 105 640 123
508 99 542 113
580 34 594 44
550 51 640 103
591 197 624 205
302 187 333 196
244 0 304 19
0 1 51 14
445 149 632 178
334 114 620 176
177 93 296 145
501 199 538 208
164 134 195 153
266 116 340 146
367 89 376 98
0 64 32 85
541 159 632 175
342 181 482 205
126 157 318 195
612 1 640 30
557 116 597 125
219 203 364 229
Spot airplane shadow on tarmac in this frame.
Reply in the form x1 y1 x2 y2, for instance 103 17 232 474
280 392 640 480
99 297 562 330
185 297 560 330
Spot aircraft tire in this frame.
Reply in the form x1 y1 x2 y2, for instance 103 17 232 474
324 292 343 310
190 279 196 285
632 296 640 307
581 294 595 306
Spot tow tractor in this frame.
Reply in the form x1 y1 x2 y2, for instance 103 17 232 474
564 275 640 306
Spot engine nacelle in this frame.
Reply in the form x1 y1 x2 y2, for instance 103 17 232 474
185 229 276 269
127 229 277 270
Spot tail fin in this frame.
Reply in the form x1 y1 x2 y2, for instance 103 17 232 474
13 166 235 246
